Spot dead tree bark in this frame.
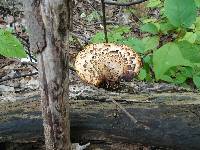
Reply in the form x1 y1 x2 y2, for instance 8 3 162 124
0 90 200 150
23 0 71 149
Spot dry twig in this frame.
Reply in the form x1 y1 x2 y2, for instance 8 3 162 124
105 0 148 6
0 72 38 83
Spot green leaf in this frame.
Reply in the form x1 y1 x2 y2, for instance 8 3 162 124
180 66 193 78
195 32 200 44
90 32 105 43
123 38 145 53
111 25 131 35
181 32 197 43
142 18 157 24
140 23 158 34
174 73 187 84
144 55 152 64
193 75 200 88
153 43 191 80
159 22 176 34
124 36 159 54
142 36 159 51
138 68 147 80
160 75 174 82
194 17 200 31
164 0 197 28
108 32 124 43
147 0 161 8
195 0 200 7
177 41 200 63
0 29 26 58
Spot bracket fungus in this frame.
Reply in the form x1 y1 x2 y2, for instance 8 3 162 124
74 43 142 88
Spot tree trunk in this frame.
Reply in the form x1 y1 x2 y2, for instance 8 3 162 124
23 0 72 149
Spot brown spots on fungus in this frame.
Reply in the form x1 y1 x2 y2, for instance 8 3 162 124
74 43 142 88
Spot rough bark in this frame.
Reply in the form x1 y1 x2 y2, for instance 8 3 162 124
23 0 71 149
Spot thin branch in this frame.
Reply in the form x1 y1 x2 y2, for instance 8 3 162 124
21 61 38 71
105 0 148 6
0 72 38 83
92 85 150 130
87 20 120 26
109 98 150 130
101 0 108 43
110 98 138 124
13 33 37 62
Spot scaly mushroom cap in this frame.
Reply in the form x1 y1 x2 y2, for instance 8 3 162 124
74 43 142 87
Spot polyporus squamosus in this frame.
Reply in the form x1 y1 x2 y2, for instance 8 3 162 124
75 43 142 88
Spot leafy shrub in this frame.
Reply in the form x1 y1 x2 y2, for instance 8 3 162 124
90 0 200 89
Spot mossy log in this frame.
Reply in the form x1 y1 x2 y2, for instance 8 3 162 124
0 84 200 150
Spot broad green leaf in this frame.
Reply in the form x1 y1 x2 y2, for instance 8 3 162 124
111 25 131 34
142 36 159 51
142 18 157 24
159 22 176 34
164 0 197 28
195 32 200 44
138 68 147 80
177 41 200 63
144 55 152 64
108 32 124 43
0 29 26 58
174 73 187 84
166 66 193 84
193 75 200 88
124 36 159 54
195 0 200 7
194 17 200 31
123 38 145 53
181 32 197 43
160 75 174 82
180 66 193 78
153 43 191 80
147 0 161 8
90 32 105 43
140 23 158 34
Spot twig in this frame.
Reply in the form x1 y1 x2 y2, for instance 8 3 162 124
21 61 38 71
92 85 151 130
110 98 138 123
101 0 108 43
109 98 150 130
13 33 37 62
105 0 147 6
87 20 120 26
0 72 38 83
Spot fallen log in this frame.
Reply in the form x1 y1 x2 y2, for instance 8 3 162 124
0 84 200 149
